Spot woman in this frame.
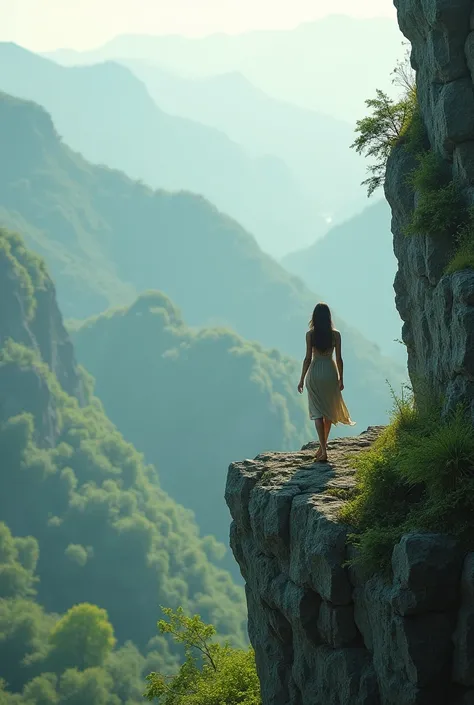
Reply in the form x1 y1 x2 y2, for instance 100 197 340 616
298 302 355 462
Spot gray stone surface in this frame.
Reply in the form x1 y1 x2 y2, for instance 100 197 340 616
317 601 358 648
453 554 474 687
386 0 474 419
226 429 470 705
391 533 463 615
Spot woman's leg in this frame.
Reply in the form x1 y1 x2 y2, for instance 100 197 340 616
314 418 327 461
323 418 332 445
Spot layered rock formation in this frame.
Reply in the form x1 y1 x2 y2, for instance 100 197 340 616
386 0 474 416
226 429 474 705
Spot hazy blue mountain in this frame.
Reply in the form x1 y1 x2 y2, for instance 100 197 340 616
0 90 405 431
118 61 368 226
282 200 405 362
46 15 405 121
0 42 325 257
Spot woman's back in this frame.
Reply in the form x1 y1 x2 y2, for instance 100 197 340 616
311 329 338 358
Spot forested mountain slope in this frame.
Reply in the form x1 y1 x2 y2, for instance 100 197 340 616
0 226 247 702
0 91 405 430
71 291 312 573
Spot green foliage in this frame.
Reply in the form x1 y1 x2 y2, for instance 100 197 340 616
404 152 464 237
0 229 248 704
408 150 445 193
406 181 464 237
144 608 261 705
64 545 88 568
401 102 427 155
0 229 44 322
341 391 474 573
56 668 114 705
22 674 58 705
353 51 428 197
0 340 247 652
446 208 474 274
0 524 38 599
49 604 116 672
397 405 474 493
355 56 474 265
352 87 418 196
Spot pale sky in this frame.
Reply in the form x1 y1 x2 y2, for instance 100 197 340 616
0 0 396 52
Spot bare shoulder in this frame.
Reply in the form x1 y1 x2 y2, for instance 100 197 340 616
333 329 341 340
306 330 312 339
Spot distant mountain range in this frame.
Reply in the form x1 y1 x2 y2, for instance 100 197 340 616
0 42 325 257
0 90 405 430
114 60 368 225
282 199 405 363
46 15 405 121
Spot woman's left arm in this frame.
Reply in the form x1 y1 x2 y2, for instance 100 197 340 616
298 332 312 393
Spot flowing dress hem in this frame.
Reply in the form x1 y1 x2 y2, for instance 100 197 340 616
309 414 356 426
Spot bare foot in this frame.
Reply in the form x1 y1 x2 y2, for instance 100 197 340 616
316 454 328 463
314 446 323 461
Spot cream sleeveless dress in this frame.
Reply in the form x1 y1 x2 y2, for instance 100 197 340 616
305 332 355 425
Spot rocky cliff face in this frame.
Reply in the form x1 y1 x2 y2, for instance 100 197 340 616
385 0 474 416
226 429 474 705
0 228 85 442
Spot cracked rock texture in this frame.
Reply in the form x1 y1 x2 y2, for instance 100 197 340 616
226 429 474 705
386 0 474 417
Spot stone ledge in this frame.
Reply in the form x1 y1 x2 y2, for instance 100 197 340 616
226 428 472 705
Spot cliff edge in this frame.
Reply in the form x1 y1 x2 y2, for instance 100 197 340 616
226 429 474 705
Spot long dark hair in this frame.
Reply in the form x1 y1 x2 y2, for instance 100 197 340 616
309 302 334 352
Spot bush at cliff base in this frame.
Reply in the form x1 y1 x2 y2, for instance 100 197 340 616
144 608 261 705
341 391 474 573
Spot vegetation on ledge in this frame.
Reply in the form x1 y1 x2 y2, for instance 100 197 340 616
354 50 474 274
352 52 422 197
341 391 474 574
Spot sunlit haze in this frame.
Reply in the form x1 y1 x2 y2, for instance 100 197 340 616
1 0 396 50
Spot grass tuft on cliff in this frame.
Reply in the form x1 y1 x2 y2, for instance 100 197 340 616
446 210 474 274
341 391 474 574
404 151 465 237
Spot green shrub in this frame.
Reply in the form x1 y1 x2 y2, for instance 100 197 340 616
405 150 465 237
144 608 261 705
341 393 474 574
409 151 447 192
446 212 474 273
352 87 419 196
401 103 428 155
398 406 474 495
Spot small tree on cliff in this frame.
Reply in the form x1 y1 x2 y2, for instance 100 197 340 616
144 607 260 705
352 48 419 196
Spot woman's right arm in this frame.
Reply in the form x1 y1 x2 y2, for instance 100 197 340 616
335 330 344 391
298 332 312 393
